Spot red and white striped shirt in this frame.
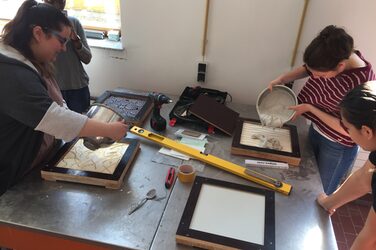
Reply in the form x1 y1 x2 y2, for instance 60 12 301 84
298 51 376 147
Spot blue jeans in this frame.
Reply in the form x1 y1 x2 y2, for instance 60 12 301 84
309 125 359 195
61 86 90 114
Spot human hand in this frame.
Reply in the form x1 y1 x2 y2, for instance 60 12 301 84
69 26 81 48
316 193 336 215
268 77 284 91
70 25 80 41
289 104 312 121
107 121 128 140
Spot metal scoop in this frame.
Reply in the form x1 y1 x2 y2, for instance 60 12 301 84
83 104 125 150
128 189 157 215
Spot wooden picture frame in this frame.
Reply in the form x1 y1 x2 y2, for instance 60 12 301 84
41 138 140 189
231 117 301 166
95 90 153 126
176 176 275 250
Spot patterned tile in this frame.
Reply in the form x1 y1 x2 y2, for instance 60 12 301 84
332 210 341 222
339 215 356 234
332 221 346 243
336 205 350 217
344 233 357 248
332 196 372 250
350 213 364 227
354 225 363 234
337 241 348 250
358 205 371 221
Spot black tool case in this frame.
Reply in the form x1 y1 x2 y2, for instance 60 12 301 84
169 86 228 127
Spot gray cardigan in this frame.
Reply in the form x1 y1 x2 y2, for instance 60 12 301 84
54 16 92 90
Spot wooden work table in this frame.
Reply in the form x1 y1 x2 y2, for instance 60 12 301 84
0 96 337 250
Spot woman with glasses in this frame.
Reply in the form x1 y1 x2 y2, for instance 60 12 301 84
0 0 127 196
317 81 376 249
44 0 92 114
268 25 376 194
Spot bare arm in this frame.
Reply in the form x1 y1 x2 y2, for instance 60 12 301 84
317 160 374 213
290 104 348 135
351 208 376 250
268 66 309 90
78 119 128 140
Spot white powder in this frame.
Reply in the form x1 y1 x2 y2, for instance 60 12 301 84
259 114 284 128
258 88 295 128
251 134 283 150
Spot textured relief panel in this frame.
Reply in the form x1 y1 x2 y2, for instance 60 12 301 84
57 139 129 174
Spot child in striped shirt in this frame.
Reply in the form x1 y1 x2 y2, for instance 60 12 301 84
268 25 376 194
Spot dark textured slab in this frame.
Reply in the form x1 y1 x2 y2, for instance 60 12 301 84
189 95 239 135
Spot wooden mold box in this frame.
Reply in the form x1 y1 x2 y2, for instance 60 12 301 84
231 118 301 166
95 90 153 126
41 138 140 189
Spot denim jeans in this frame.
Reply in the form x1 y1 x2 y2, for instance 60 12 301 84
309 125 359 195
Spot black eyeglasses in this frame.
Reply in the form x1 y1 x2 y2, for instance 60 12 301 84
43 27 69 46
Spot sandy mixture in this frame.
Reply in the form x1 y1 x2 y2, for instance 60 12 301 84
258 88 295 128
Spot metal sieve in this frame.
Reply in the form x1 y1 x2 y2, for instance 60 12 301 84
256 85 298 127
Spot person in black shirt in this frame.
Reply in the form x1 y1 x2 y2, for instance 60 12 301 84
317 81 376 250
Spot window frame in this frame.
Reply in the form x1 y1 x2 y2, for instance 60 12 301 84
0 0 121 35
0 0 124 50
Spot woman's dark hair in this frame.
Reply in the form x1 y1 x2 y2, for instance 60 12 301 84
1 0 70 61
303 25 354 71
340 81 376 131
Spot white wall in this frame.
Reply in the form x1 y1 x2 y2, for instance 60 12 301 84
293 0 376 66
292 0 376 93
83 0 376 170
85 0 376 105
85 0 304 104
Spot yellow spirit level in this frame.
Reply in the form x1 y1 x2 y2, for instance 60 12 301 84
130 126 292 195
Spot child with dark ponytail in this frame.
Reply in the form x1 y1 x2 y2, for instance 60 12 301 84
317 81 376 249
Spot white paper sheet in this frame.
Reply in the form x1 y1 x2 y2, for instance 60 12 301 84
189 184 265 245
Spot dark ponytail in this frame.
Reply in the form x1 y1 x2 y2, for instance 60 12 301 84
340 81 376 131
303 25 354 71
1 0 70 61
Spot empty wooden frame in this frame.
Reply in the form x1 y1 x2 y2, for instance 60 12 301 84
176 176 275 250
231 118 301 166
41 138 140 189
95 90 153 126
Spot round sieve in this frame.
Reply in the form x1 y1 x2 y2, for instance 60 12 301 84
256 85 297 127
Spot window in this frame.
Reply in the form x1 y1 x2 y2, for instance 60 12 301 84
65 0 121 31
0 0 121 32
0 0 25 20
